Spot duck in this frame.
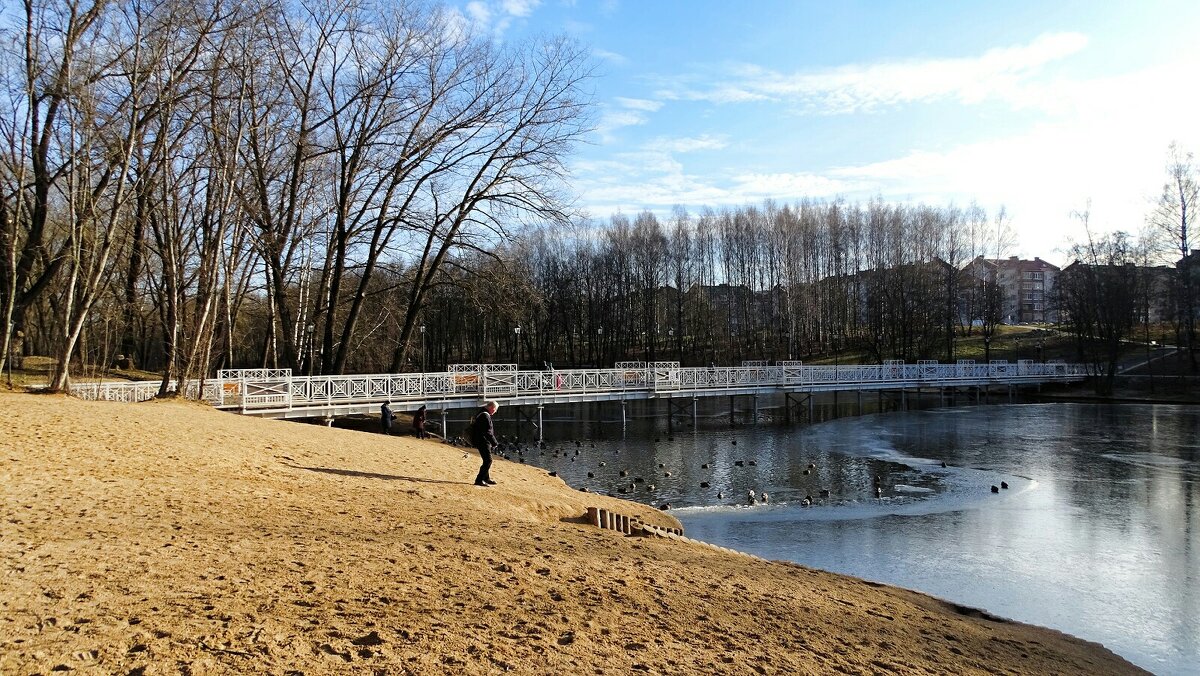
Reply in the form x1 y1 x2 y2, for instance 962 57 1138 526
1000 481 1009 490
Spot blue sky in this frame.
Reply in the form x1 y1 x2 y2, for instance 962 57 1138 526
455 0 1200 264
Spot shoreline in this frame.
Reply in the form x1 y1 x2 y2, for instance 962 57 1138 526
0 392 1148 674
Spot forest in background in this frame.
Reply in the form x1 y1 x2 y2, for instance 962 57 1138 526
1 1 1196 395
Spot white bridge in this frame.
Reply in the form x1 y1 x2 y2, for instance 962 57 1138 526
72 359 1087 429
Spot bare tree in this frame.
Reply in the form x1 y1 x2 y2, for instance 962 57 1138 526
1149 142 1198 370
1059 209 1143 394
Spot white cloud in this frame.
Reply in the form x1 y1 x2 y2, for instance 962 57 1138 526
658 32 1088 113
816 56 1200 260
461 0 542 36
465 1 491 25
731 172 859 197
591 97 666 143
593 48 628 65
614 97 662 112
594 109 648 141
501 0 540 17
645 135 727 153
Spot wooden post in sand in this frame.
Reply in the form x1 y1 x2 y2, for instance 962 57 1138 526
607 510 617 530
619 514 630 534
587 506 600 527
597 508 609 529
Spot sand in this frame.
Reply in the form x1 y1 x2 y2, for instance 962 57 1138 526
0 392 1147 675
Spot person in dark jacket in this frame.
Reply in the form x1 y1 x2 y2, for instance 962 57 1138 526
380 402 395 435
470 401 499 486
412 405 428 439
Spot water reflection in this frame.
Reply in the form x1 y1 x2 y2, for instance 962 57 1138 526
516 401 1199 675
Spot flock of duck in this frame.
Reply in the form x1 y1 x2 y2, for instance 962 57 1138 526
479 435 1012 510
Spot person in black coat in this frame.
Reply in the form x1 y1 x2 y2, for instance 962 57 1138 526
412 405 428 439
470 401 499 486
380 402 395 435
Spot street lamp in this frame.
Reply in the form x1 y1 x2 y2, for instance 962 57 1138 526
1037 339 1045 364
305 323 315 376
983 335 991 363
419 325 426 373
514 326 522 367
1015 336 1022 362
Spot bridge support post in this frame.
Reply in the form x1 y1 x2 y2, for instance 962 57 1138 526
857 390 862 415
808 394 815 423
537 406 544 442
729 396 735 426
878 390 883 412
901 388 907 410
621 400 626 430
753 394 759 422
1008 385 1013 403
693 397 698 427
833 391 839 418
441 409 448 439
322 417 334 427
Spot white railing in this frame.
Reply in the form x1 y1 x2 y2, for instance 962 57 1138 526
71 361 1090 410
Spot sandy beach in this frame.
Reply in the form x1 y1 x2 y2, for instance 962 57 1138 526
0 392 1147 674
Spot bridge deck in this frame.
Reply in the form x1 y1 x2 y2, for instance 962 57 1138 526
71 360 1087 420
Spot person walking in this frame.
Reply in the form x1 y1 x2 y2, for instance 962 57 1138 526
412 405 428 439
380 401 395 435
470 401 499 486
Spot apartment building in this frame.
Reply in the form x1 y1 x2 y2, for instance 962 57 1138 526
964 256 1060 324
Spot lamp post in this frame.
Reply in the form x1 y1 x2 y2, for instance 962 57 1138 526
1015 336 1022 362
983 334 991 363
1037 339 1045 364
419 325 426 373
1149 340 1158 393
596 326 602 366
514 326 522 368
305 323 315 376
668 328 674 360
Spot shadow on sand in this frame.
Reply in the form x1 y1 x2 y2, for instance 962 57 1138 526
284 463 472 486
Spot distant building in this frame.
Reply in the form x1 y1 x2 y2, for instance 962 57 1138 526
1057 260 1174 324
964 256 1059 324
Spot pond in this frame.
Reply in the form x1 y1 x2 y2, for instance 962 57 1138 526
515 400 1200 675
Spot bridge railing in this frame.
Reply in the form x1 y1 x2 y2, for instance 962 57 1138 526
71 360 1090 409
